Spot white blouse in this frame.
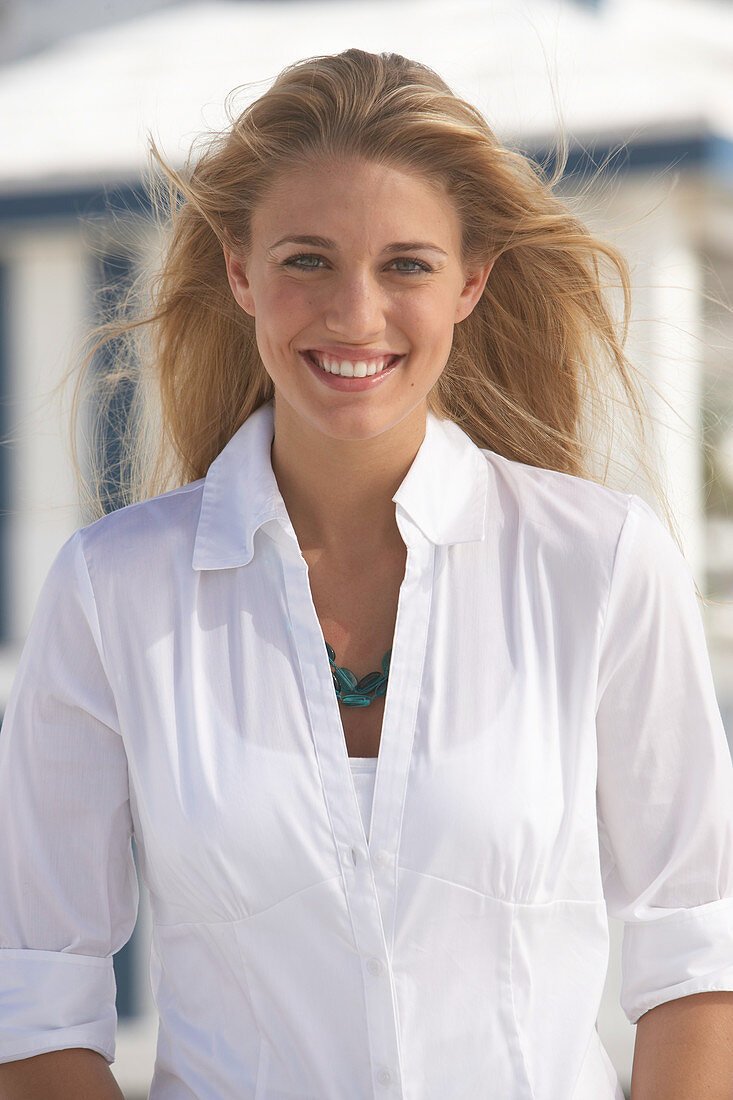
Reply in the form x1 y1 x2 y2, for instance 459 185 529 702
2 397 733 1099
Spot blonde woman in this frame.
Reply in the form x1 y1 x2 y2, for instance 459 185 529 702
1 48 733 1100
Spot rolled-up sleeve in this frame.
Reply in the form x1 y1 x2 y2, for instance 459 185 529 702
0 529 138 1064
595 494 733 1025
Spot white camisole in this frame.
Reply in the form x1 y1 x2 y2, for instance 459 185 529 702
349 756 378 844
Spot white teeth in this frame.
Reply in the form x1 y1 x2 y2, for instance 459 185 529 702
309 352 396 377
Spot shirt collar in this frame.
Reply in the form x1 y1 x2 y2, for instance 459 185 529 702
192 398 490 569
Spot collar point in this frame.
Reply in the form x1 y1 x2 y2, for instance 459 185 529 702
192 544 255 571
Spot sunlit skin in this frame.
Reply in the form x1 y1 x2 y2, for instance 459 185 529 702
223 156 493 559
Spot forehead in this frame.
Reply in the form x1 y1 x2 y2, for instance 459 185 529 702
252 157 459 245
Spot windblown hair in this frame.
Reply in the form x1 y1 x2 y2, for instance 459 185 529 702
65 48 680 551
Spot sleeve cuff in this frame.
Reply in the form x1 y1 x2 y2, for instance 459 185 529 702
621 896 733 1024
0 948 117 1064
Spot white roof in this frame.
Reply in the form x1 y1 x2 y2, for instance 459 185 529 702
1 0 732 192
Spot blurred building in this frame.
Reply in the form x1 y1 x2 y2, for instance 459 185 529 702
1 1 732 1095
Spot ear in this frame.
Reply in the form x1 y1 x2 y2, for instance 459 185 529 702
223 245 255 317
454 259 494 323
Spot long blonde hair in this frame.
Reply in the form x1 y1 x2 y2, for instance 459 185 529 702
66 48 681 558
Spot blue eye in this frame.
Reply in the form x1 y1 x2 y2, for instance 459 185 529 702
283 254 324 270
281 253 433 274
391 257 432 273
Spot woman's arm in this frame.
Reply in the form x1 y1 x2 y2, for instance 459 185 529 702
0 533 139 1072
630 990 733 1099
0 1048 125 1099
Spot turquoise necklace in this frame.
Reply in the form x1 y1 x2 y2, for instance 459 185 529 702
326 642 391 707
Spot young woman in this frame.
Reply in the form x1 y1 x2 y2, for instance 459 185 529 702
1 48 732 1100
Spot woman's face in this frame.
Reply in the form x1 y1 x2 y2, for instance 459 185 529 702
223 156 493 442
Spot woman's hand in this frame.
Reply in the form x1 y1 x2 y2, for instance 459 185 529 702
630 990 733 1098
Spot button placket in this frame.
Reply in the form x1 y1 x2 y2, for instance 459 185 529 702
280 543 405 1093
368 531 435 951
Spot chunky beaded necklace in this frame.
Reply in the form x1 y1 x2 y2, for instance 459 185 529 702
326 642 391 708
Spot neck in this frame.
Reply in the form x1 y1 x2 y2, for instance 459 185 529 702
270 398 427 560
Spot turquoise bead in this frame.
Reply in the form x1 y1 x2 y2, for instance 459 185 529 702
341 694 372 708
356 671 383 693
335 667 357 692
325 639 391 708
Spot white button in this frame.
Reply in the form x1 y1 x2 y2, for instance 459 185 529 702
366 956 383 976
350 847 358 865
376 1067 392 1086
374 849 390 865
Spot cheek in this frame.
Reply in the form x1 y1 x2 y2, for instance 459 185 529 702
401 298 456 345
254 286 312 363
263 281 302 316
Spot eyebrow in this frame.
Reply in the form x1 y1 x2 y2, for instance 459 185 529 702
268 234 448 257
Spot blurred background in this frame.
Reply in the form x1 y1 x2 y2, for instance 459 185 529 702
0 0 732 1096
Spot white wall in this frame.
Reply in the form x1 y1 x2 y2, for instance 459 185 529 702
0 225 91 703
2 226 88 637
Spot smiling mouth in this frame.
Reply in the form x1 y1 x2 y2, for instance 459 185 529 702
303 350 402 377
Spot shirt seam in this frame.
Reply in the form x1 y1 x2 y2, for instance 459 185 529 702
399 865 606 907
151 873 344 929
508 907 536 1098
68 529 125 745
593 494 639 890
593 492 636 716
74 528 114 690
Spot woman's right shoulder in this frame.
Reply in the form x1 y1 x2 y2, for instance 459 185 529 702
73 477 207 585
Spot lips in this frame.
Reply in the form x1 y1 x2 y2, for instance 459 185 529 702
300 349 402 389
303 347 404 361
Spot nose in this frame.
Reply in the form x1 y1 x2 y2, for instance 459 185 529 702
323 270 387 343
